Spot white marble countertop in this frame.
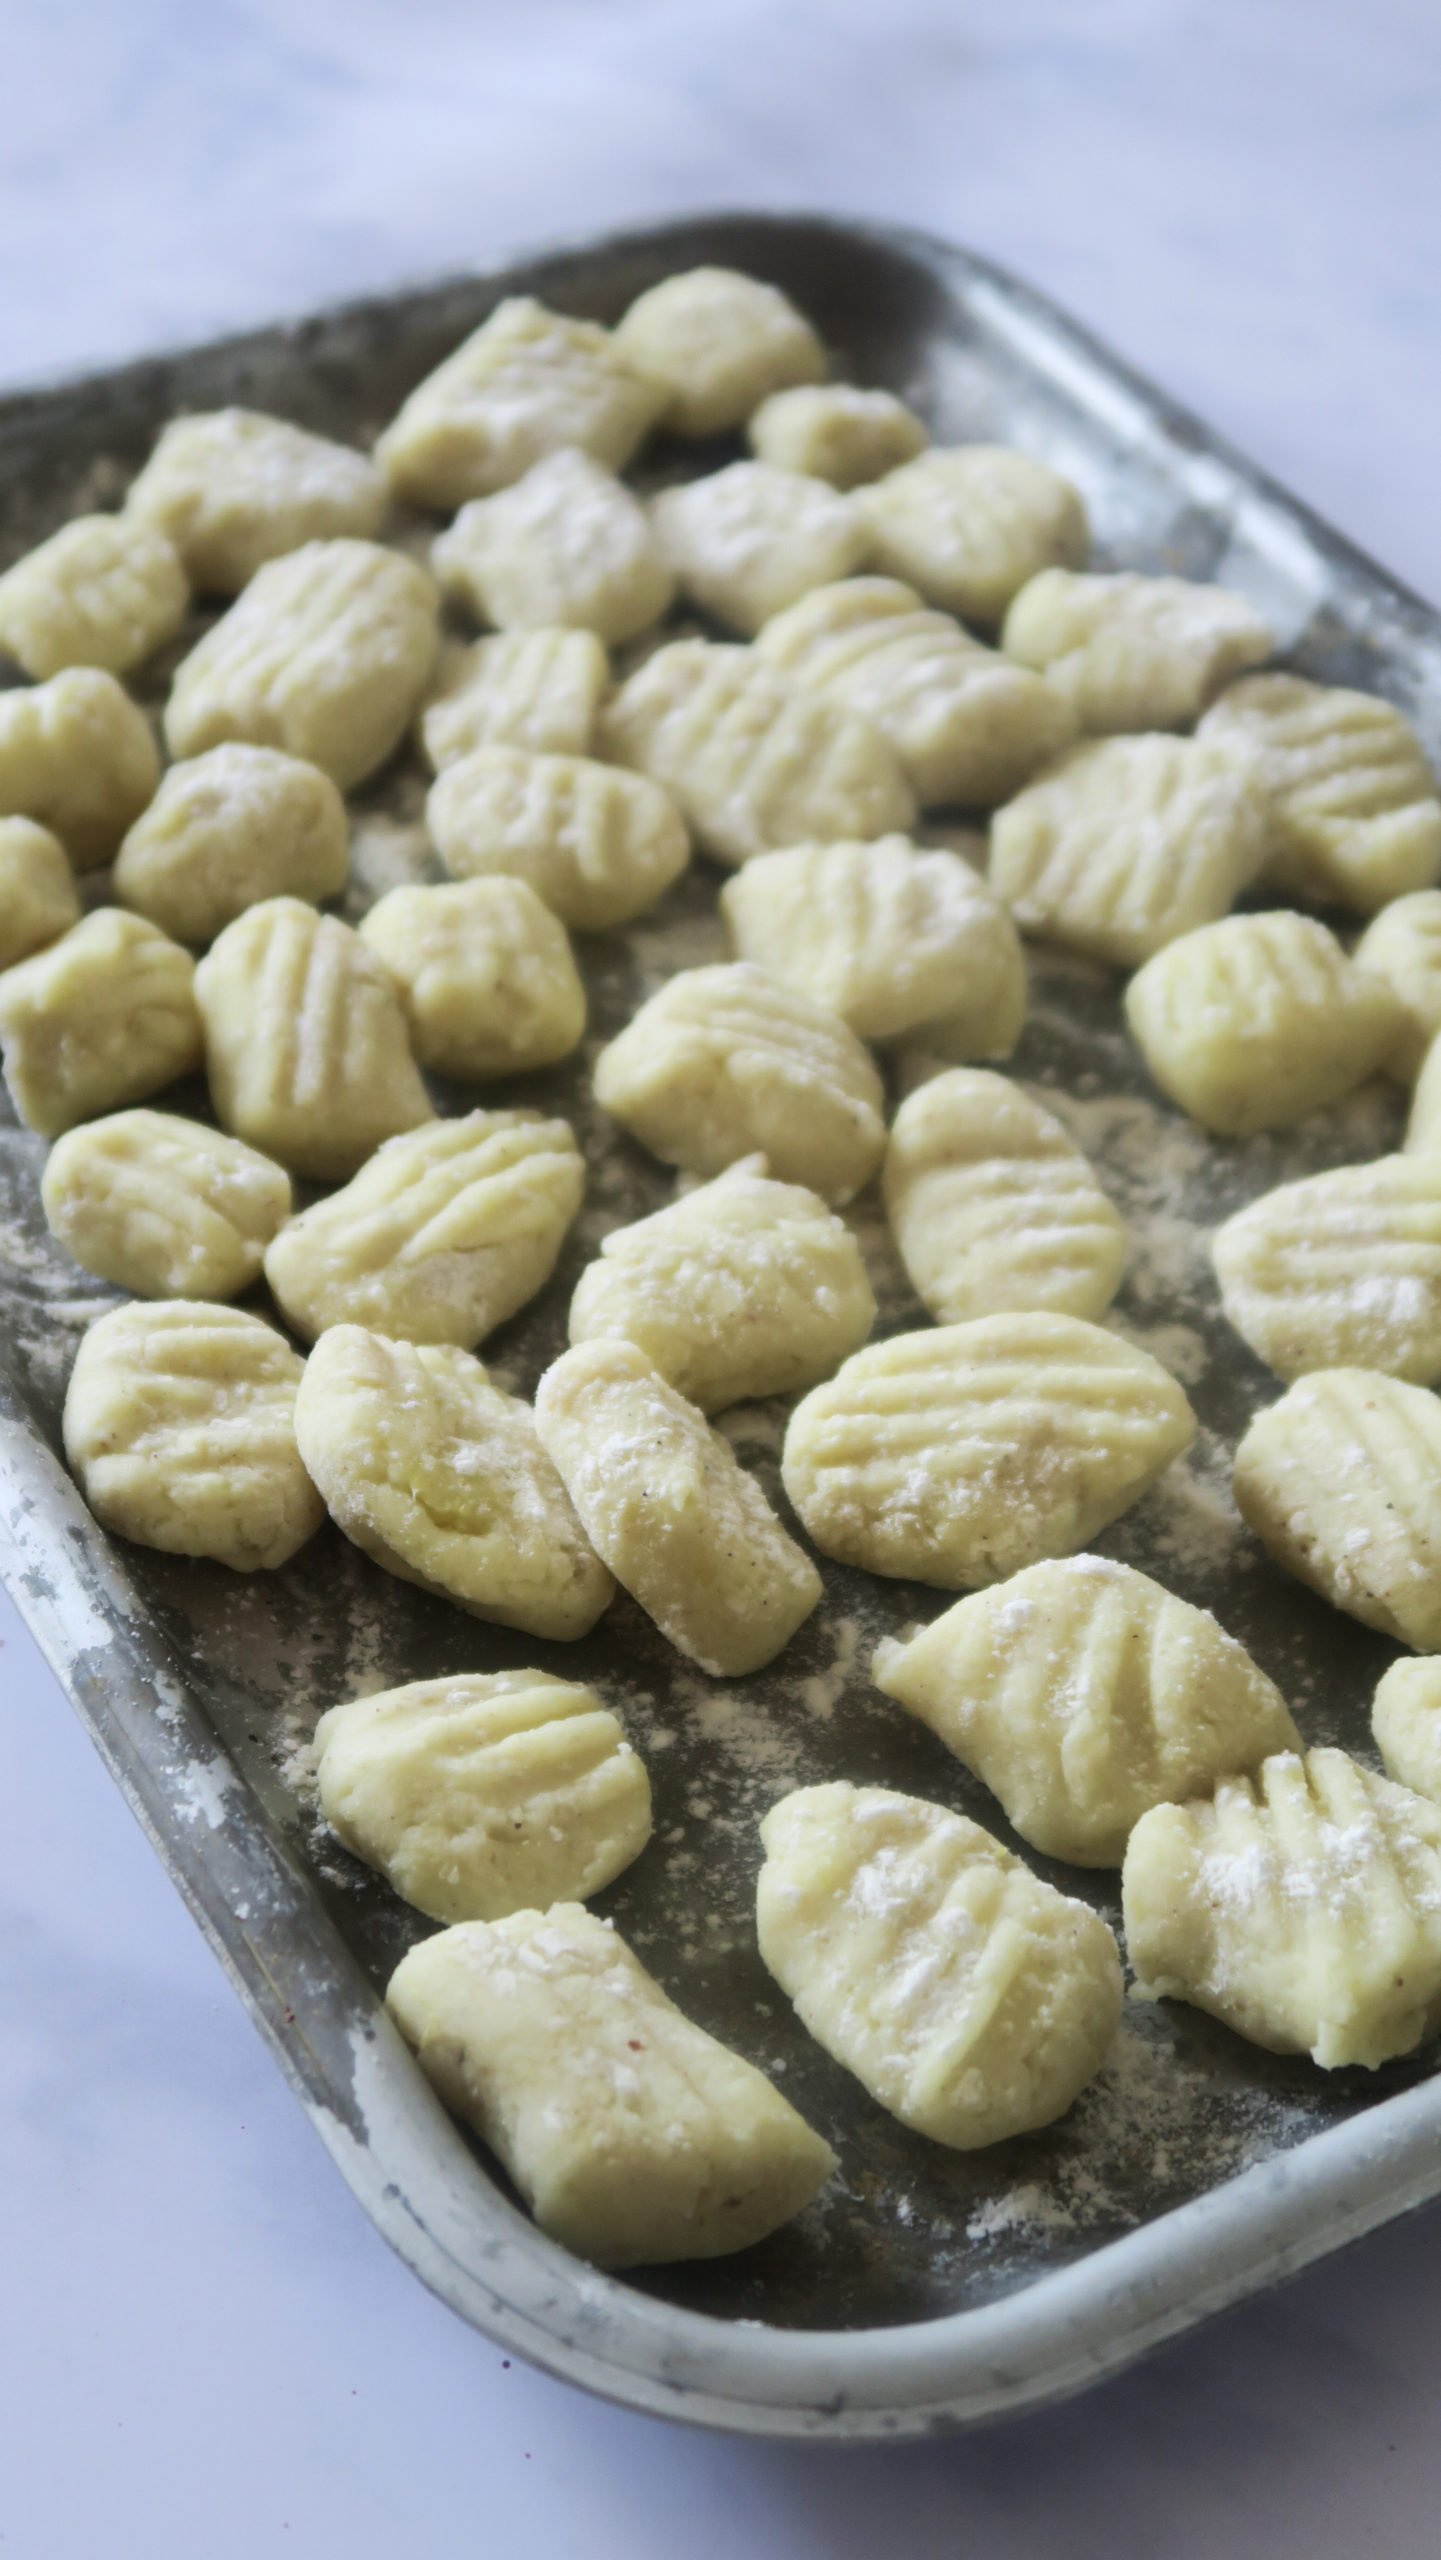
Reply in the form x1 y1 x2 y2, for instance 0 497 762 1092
5 3 1441 2550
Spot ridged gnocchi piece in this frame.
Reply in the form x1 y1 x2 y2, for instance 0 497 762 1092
63 1300 324 1570
1125 912 1403 1137
0 667 160 867
165 539 439 791
755 576 1075 808
1199 672 1441 913
1001 569 1273 734
756 1783 1123 2147
1372 1657 1441 1807
427 744 687 933
990 734 1270 967
376 297 665 510
0 513 188 681
650 463 869 637
358 877 585 1078
0 909 202 1138
1355 890 1441 1082
567 1157 875 1411
113 745 349 947
313 1670 652 1925
599 639 915 869
535 1340 822 1677
857 447 1090 629
1123 1747 1441 2069
1213 1156 1441 1383
195 898 433 1182
294 1327 613 1641
432 450 673 646
875 1558 1300 1867
747 383 928 488
720 838 1026 1057
1407 1033 1441 1156
264 1110 583 1348
613 266 825 439
125 407 387 593
1233 1369 1441 1648
592 961 886 1206
782 1314 1196 1588
0 817 80 969
420 628 609 770
386 1904 837 2267
883 1069 1126 1325
42 1110 291 1300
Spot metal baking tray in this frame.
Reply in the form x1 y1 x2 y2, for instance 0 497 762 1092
4 212 1441 2442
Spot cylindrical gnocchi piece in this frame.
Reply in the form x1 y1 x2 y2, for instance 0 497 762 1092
650 463 870 637
857 447 1090 628
358 877 585 1079
0 816 81 970
1212 1155 1441 1383
1198 672 1441 914
125 408 388 593
1001 569 1273 735
426 745 688 933
432 450 673 646
113 745 350 947
747 384 928 488
1233 1369 1441 1650
419 628 609 770
0 512 189 681
1354 890 1441 1083
1372 1658 1441 1807
612 266 826 438
43 1110 292 1301
0 667 160 868
0 909 203 1138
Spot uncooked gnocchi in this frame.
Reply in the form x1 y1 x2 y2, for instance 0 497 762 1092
1001 569 1273 734
0 667 160 867
857 447 1090 628
1354 890 1441 1082
432 449 673 646
419 628 609 770
1372 1657 1441 1807
42 1110 291 1301
359 876 584 1079
650 463 870 637
747 383 927 487
1212 1155 1441 1382
0 512 188 681
612 266 825 439
0 908 202 1138
1198 672 1441 914
426 744 688 932
0 817 80 970
126 407 387 592
1233 1368 1441 1649
113 744 349 947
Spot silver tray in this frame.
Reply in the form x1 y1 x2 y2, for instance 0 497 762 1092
4 212 1441 2443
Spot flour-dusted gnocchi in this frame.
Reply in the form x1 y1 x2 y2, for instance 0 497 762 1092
857 447 1090 629
0 909 202 1138
0 667 160 867
755 576 1075 808
883 1069 1126 1325
720 838 1026 1058
386 1904 836 2266
0 513 188 682
264 1110 582 1348
359 877 585 1078
376 297 666 510
432 450 673 646
1373 1658 1441 1806
875 1558 1300 1867
756 1784 1123 2147
1233 1369 1441 1649
747 383 928 487
534 1340 822 1677
1355 891 1441 1082
1407 1034 1441 1156
1199 672 1441 913
1001 570 1273 734
294 1327 613 1640
567 1157 875 1411
43 1111 291 1301
165 539 439 792
125 408 387 592
426 744 688 932
63 1300 324 1570
195 898 433 1181
313 1671 652 1924
1212 1156 1441 1383
420 628 609 770
613 266 826 439
599 638 915 867
1125 912 1404 1137
113 745 349 947
0 817 80 970
1123 1748 1441 2069
649 463 870 637
990 734 1270 968
782 1315 1195 1588
592 961 886 1205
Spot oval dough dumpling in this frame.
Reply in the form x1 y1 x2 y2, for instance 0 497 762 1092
420 627 609 770
294 1326 613 1641
1407 1033 1441 1157
1372 1657 1441 1807
1198 672 1441 914
264 1109 583 1348
567 1157 875 1411
426 744 688 932
721 838 1026 1058
650 463 870 637
613 266 825 439
0 909 202 1138
62 1300 324 1570
125 408 387 593
0 513 188 681
1234 1369 1441 1647
857 447 1090 629
599 638 915 869
1355 890 1441 1083
874 1557 1300 1866
756 1783 1123 2147
313 1670 652 1924
1125 911 1404 1137
0 667 160 868
0 817 80 970
43 1110 291 1301
165 539 439 792
1123 1747 1441 2069
883 1069 1126 1325
1213 1155 1441 1383
535 1340 822 1677
592 961 886 1206
359 878 585 1079
782 1314 1196 1589
113 744 349 947
386 1904 837 2267
432 449 673 646
747 384 928 488
1001 569 1273 735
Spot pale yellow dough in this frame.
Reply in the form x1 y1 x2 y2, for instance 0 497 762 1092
857 447 1090 628
1199 672 1441 914
1407 1032 1441 1155
359 877 584 1079
0 909 202 1138
0 668 160 868
432 449 673 646
113 744 349 947
1001 569 1273 733
43 1110 291 1300
1213 1155 1441 1383
612 266 825 438
747 384 928 488
650 463 870 637
1233 1369 1441 1649
427 745 688 932
756 1783 1122 2147
126 408 387 593
419 628 609 769
0 513 188 681
0 817 80 970
1372 1658 1441 1806
1354 890 1441 1082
